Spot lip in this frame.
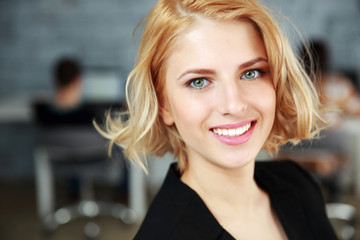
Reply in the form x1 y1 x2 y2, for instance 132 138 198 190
210 120 256 146
210 119 254 129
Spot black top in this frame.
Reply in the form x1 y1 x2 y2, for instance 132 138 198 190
134 160 337 240
32 100 125 127
33 102 94 127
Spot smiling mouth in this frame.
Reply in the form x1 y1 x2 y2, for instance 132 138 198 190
211 121 255 137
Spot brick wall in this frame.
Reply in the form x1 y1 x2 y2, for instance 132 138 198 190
0 0 359 97
267 0 360 88
0 0 157 97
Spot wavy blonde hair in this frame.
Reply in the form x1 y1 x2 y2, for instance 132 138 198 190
97 0 326 173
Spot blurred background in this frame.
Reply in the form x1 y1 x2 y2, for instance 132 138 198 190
0 0 359 239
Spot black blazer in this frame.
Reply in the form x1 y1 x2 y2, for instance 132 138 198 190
134 160 337 240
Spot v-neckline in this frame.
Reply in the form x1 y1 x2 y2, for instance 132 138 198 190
175 161 311 240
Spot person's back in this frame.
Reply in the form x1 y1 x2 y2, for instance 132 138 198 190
33 100 94 127
33 57 94 127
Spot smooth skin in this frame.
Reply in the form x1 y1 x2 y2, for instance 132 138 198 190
161 18 287 239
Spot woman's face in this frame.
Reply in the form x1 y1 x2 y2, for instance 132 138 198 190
161 18 276 171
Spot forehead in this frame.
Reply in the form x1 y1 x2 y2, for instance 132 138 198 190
165 17 267 77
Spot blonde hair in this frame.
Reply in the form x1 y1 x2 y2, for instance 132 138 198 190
97 0 326 173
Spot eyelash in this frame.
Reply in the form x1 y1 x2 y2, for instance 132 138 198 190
185 69 266 90
186 78 211 90
240 69 265 80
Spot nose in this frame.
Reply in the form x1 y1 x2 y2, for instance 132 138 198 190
216 81 247 116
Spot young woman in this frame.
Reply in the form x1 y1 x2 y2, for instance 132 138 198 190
99 0 337 239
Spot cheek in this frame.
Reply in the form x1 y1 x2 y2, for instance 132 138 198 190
264 90 276 114
247 83 276 122
260 89 276 127
169 95 209 127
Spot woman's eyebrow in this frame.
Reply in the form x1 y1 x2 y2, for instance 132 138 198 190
177 57 268 81
177 69 216 81
239 57 268 69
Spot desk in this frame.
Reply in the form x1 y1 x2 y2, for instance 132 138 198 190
0 93 34 122
0 93 148 220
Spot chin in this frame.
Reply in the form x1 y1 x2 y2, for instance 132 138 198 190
216 153 256 170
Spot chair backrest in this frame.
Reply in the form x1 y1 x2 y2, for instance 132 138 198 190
38 126 108 162
32 100 124 163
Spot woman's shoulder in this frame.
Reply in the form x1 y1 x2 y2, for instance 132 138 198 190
134 163 230 240
134 164 191 239
255 160 337 239
255 160 322 195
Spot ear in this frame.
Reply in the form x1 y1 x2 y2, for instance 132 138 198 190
159 96 175 126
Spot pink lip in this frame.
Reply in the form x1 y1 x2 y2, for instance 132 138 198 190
211 119 254 129
210 120 256 146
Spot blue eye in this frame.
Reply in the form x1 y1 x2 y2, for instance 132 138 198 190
188 78 210 89
241 70 263 80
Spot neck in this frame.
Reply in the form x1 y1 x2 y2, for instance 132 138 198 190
55 87 81 109
181 157 262 218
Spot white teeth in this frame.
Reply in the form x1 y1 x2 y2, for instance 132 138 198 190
222 129 228 136
229 129 235 137
213 122 252 137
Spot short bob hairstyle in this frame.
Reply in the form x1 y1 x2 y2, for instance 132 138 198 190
98 0 325 173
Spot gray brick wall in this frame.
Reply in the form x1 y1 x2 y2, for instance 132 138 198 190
0 0 158 97
268 0 360 86
0 0 359 97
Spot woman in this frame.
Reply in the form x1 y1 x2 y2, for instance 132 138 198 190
99 0 337 239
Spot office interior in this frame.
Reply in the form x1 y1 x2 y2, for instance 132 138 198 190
0 0 360 239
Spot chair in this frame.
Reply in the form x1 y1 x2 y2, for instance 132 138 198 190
326 203 356 240
279 129 357 240
32 100 137 238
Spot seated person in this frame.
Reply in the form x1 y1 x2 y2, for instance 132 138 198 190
34 57 94 127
